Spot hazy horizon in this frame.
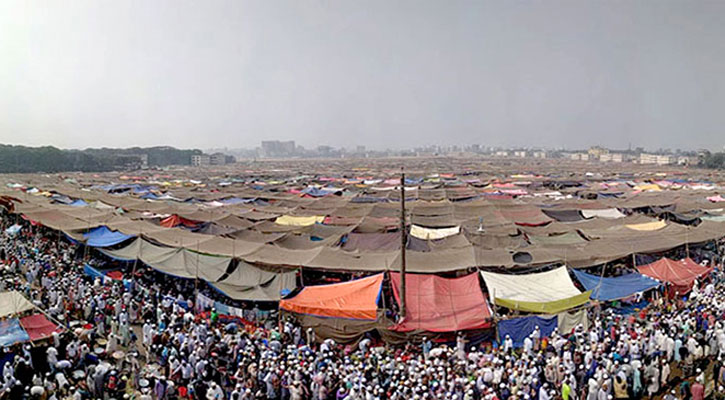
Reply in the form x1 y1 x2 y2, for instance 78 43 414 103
2 1 724 151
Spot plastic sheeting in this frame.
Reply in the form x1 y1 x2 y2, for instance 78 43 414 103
83 226 134 247
0 319 30 347
275 215 325 226
480 267 582 304
541 209 585 222
409 225 460 240
626 220 667 231
581 209 625 219
494 291 591 314
279 274 383 320
210 261 297 301
557 309 589 334
100 238 231 282
572 270 660 301
637 258 712 294
19 314 59 341
498 315 557 347
0 291 35 318
389 272 492 332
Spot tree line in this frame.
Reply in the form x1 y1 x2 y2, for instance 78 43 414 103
0 145 202 173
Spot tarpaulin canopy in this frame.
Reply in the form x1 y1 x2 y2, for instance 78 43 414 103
581 209 625 219
0 319 30 347
409 225 461 240
626 220 667 231
557 309 589 334
541 209 585 222
275 215 325 226
572 269 660 301
0 291 35 318
637 258 712 294
279 274 383 320
210 260 298 301
498 315 557 347
390 272 492 332
480 267 582 304
82 226 134 247
494 291 591 314
160 214 200 228
19 314 59 341
481 267 589 313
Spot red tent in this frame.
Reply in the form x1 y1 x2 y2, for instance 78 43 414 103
159 215 200 228
390 272 492 332
19 314 59 341
637 258 712 295
279 274 383 320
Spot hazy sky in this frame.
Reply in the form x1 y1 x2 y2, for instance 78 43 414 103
1 1 724 151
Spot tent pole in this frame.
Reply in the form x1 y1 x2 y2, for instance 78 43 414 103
195 240 200 299
399 167 407 318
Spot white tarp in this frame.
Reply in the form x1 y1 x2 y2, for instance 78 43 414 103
581 209 625 219
480 266 582 304
0 291 35 318
409 225 460 240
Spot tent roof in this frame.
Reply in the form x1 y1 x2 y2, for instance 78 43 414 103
390 272 492 332
83 226 134 247
279 274 383 320
19 314 59 341
637 257 711 291
572 270 660 301
0 291 35 318
480 266 582 304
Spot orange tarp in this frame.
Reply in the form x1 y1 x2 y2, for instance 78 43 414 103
279 274 383 320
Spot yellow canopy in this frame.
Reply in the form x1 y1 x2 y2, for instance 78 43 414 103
275 215 325 226
494 290 592 314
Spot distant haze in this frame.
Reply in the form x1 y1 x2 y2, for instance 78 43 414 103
1 1 724 151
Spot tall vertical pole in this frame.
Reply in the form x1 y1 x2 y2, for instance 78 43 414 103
399 167 407 318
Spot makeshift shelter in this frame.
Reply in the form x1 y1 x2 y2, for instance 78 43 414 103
572 270 660 301
0 319 30 347
409 225 460 240
480 267 590 313
389 272 492 332
498 315 557 347
0 291 35 318
581 209 626 219
637 258 712 295
20 314 59 341
82 226 134 247
160 215 200 228
279 274 383 320
275 215 325 226
210 261 297 301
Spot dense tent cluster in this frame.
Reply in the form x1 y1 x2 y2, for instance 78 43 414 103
0 160 723 399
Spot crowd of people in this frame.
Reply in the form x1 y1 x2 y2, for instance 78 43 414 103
0 220 724 400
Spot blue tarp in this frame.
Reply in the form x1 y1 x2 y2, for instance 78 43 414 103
83 226 134 247
4 225 21 235
69 199 88 207
301 187 340 197
572 270 660 301
0 319 29 347
498 315 557 347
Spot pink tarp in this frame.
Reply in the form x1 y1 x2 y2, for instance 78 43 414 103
637 258 712 295
19 314 59 341
390 272 492 332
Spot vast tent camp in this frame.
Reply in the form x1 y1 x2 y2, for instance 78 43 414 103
0 159 724 399
0 161 723 337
